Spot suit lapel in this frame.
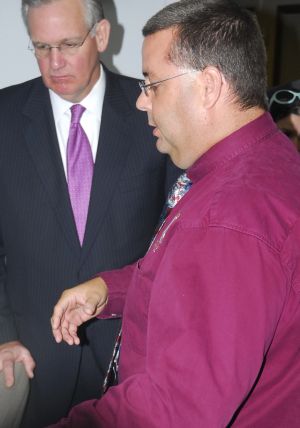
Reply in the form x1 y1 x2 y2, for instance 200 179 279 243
80 71 135 263
22 79 81 255
21 74 137 263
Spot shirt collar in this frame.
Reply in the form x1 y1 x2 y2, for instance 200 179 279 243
187 112 278 183
49 63 106 121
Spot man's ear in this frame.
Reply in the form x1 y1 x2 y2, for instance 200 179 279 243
200 66 224 109
95 19 111 53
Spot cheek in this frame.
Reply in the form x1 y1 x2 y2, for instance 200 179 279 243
71 59 86 78
36 58 48 76
75 52 99 77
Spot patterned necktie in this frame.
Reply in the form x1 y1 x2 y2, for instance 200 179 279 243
156 172 192 233
102 172 192 393
67 104 94 245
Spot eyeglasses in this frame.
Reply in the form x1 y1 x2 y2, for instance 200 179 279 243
139 71 193 96
268 89 300 109
28 26 94 58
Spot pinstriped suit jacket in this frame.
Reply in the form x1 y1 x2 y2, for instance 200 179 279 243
0 67 178 427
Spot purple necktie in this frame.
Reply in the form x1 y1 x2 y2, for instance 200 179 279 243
67 104 94 245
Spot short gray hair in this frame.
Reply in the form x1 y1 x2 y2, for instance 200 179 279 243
21 0 105 34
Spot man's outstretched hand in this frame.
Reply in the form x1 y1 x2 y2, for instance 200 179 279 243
51 277 108 345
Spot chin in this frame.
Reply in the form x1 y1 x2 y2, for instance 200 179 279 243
156 138 169 155
51 86 78 102
52 82 71 92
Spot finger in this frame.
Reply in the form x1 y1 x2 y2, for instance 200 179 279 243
62 322 79 345
84 295 106 316
68 323 80 345
52 326 63 344
51 303 66 330
61 325 77 346
51 299 71 343
82 296 99 316
83 302 98 316
22 356 36 379
2 359 14 388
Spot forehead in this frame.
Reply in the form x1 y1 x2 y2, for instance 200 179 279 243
142 28 176 75
28 0 87 39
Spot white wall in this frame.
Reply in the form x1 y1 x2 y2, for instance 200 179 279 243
0 1 40 88
0 0 173 89
102 0 174 79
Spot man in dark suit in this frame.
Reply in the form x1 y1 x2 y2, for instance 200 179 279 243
0 0 178 427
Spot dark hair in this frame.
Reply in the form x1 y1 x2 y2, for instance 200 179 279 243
21 0 105 33
143 0 268 110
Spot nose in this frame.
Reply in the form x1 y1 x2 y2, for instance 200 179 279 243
48 47 65 70
136 90 151 112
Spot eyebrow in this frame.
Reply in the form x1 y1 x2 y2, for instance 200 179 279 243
33 35 82 44
142 72 159 82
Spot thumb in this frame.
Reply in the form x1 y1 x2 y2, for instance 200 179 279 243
82 298 99 316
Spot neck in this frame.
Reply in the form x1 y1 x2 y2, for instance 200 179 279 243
205 106 265 151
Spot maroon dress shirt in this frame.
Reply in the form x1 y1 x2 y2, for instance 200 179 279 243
52 113 300 427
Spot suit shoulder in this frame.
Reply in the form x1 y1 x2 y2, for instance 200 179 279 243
106 69 139 86
105 68 141 98
0 77 43 106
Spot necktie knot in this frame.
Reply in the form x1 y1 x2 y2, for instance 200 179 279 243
166 172 192 209
70 104 86 124
153 172 192 240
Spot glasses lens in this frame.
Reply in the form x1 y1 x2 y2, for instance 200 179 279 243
36 48 47 58
275 90 295 103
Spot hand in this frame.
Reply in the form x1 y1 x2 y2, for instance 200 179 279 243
0 341 35 387
51 277 108 346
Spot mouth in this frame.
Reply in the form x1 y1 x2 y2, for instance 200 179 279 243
152 127 160 137
50 75 71 83
148 123 159 137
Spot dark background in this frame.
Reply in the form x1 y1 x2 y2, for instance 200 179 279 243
237 0 300 86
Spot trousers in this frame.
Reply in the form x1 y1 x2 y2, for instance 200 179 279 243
0 362 29 428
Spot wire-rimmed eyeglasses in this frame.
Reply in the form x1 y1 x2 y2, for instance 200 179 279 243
28 25 95 58
268 89 300 109
139 71 194 96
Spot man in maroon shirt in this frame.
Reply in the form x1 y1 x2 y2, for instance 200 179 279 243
49 1 300 427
